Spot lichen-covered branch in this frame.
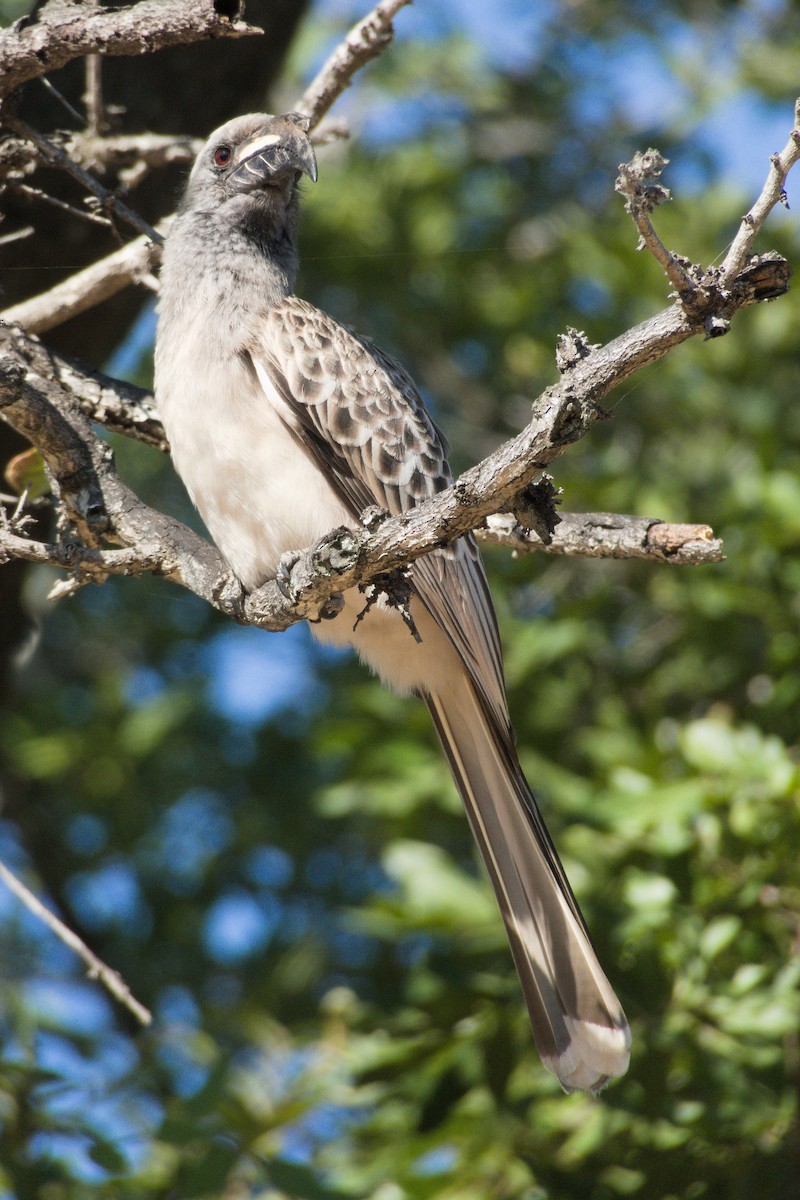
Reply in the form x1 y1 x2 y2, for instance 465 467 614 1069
480 513 724 566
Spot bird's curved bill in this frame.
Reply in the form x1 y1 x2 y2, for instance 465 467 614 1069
230 131 318 191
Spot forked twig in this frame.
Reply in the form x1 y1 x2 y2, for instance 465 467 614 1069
5 114 162 244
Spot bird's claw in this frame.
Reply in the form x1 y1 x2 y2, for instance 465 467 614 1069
213 571 248 624
314 593 345 622
276 549 302 600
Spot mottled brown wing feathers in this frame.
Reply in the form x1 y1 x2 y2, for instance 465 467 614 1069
250 295 508 724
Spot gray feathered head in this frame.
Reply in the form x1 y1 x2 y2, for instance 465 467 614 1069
180 112 317 222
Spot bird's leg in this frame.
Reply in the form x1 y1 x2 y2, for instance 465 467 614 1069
353 567 421 643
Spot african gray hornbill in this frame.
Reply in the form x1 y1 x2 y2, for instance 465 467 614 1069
154 112 631 1092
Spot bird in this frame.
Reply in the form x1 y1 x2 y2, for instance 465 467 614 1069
154 112 631 1092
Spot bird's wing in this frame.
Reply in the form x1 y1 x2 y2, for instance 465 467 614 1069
248 295 508 726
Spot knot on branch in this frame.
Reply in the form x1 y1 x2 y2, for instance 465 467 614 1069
509 475 562 544
360 503 391 531
615 149 672 218
555 327 601 374
547 386 595 446
0 354 25 399
690 252 790 336
311 525 363 575
212 570 249 624
704 314 730 339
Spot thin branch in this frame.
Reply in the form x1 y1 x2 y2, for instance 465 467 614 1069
10 181 113 229
5 115 162 244
296 0 412 126
40 76 85 126
68 131 203 191
0 856 152 1026
0 220 170 334
0 0 260 101
479 512 724 566
615 149 697 297
0 224 33 246
83 54 107 137
720 96 800 285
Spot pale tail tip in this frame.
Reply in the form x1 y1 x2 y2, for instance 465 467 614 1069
542 1019 632 1094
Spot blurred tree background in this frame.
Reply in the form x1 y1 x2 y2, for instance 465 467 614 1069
1 0 800 1197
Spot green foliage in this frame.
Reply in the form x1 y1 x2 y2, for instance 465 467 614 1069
3 1 800 1197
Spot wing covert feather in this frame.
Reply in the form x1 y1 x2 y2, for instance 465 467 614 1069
250 296 507 722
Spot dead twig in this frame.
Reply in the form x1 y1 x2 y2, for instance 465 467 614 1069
720 96 800 284
480 512 724 566
0 220 169 334
296 0 412 126
0 856 152 1026
5 115 161 244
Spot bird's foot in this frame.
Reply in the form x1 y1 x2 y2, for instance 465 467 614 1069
278 545 345 622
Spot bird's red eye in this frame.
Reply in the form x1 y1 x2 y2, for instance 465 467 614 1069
213 145 232 168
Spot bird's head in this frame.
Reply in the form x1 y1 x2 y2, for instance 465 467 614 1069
181 112 318 222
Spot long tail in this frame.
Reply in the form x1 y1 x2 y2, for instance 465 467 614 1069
425 675 630 1093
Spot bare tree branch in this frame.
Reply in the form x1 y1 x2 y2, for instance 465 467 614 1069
8 179 113 229
70 131 203 191
5 114 163 244
0 323 726 568
720 96 800 284
296 0 412 126
83 51 107 138
0 18 794 633
615 149 697 297
0 222 169 334
480 513 724 566
0 0 260 101
0 229 784 627
8 327 165 449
